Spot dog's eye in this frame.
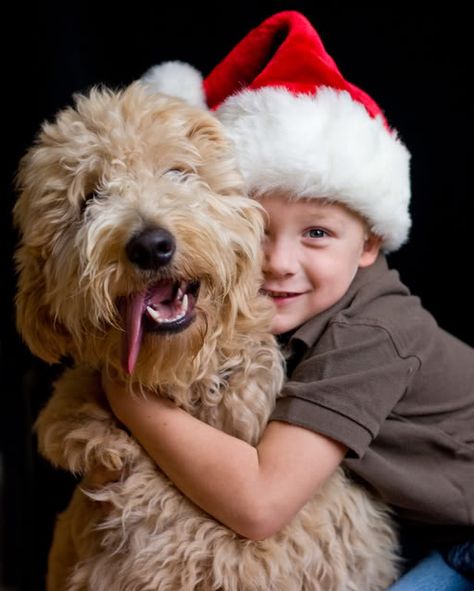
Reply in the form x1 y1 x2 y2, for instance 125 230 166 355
163 167 189 180
165 167 186 174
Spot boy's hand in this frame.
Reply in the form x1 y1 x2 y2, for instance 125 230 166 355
101 370 159 429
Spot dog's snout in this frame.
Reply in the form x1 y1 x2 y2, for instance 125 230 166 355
126 227 176 270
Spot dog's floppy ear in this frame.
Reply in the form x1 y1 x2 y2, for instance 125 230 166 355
15 244 72 364
13 120 78 364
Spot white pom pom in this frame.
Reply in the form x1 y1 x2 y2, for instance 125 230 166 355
140 61 206 108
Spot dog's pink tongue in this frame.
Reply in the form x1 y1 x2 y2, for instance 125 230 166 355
122 292 146 375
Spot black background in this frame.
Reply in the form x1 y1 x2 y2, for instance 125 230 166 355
1 2 472 589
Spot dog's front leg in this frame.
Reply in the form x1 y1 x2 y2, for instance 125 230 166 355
35 365 141 476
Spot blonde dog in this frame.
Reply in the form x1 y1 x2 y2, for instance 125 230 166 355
14 82 399 590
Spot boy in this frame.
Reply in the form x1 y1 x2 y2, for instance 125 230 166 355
105 12 473 589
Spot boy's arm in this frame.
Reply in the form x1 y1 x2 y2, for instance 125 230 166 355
103 377 346 540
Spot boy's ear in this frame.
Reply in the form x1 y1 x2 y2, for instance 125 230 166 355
359 234 382 268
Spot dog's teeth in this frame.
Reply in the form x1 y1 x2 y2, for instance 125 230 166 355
146 306 161 321
181 294 189 313
146 294 189 326
177 287 184 300
146 304 187 325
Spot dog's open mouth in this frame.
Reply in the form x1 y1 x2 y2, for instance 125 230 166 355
121 279 200 374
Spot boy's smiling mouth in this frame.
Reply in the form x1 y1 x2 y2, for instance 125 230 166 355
261 289 303 300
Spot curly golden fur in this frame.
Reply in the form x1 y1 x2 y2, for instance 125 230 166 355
14 83 399 590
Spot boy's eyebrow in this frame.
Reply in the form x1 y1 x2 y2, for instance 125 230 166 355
297 209 343 224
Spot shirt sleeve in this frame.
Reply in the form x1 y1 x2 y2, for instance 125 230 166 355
270 321 420 458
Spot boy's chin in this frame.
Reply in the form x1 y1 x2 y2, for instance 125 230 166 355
270 316 298 336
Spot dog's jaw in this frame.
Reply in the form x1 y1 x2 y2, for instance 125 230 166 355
121 279 200 374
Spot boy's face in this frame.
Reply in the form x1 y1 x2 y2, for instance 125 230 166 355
259 194 380 335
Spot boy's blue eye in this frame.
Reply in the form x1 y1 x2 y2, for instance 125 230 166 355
306 228 327 238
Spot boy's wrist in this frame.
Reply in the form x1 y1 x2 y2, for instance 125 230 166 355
101 369 176 429
101 370 136 424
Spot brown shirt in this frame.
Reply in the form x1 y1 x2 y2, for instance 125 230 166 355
271 254 474 536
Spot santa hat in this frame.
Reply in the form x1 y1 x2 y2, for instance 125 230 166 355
142 11 411 251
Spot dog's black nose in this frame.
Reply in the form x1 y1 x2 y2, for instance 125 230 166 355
126 227 176 270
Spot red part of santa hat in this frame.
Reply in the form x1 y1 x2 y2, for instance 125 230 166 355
204 11 385 124
203 11 411 252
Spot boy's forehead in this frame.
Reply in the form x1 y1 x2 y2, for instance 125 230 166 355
259 193 346 216
258 193 370 231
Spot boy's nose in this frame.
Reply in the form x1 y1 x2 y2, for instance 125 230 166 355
263 239 297 277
